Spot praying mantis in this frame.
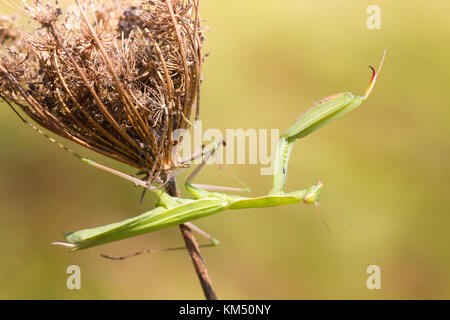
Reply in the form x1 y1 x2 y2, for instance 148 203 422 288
47 49 385 252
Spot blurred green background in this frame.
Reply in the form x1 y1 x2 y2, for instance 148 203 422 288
1 0 449 299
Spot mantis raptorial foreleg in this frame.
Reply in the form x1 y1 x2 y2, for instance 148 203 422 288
48 49 385 252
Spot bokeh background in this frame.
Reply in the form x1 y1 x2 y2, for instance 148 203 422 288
0 0 449 299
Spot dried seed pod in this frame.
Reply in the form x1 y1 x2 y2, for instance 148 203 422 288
0 0 204 185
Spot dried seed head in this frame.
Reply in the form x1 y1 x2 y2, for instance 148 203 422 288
0 0 204 185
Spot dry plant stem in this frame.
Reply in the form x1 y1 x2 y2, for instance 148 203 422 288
165 177 217 300
1 0 216 298
179 224 218 300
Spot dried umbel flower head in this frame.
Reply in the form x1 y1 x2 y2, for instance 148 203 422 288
0 0 204 185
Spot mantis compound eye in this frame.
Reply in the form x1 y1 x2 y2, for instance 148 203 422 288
303 181 323 204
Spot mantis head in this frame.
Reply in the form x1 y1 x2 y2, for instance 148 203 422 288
303 180 323 205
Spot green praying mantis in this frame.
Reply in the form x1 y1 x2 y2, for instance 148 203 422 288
45 49 385 253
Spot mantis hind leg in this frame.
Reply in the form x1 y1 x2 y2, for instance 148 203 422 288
100 222 220 261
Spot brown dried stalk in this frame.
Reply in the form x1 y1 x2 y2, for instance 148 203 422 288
165 177 218 300
0 0 216 299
